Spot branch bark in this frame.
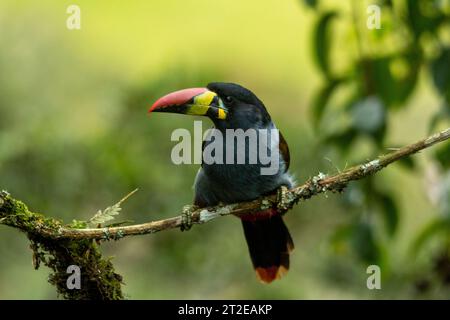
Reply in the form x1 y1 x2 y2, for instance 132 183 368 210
2 128 449 241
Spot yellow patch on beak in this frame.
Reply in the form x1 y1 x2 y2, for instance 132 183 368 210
193 91 216 106
186 104 210 116
185 91 227 119
217 108 227 120
186 91 217 116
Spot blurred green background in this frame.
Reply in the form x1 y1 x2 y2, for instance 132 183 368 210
0 0 449 299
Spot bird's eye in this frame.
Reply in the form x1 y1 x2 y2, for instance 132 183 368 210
224 96 233 104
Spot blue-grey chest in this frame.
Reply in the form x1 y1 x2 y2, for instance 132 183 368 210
194 125 293 204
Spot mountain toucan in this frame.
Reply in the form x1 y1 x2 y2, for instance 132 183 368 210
149 82 295 283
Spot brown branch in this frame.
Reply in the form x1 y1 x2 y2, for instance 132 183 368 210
1 128 449 242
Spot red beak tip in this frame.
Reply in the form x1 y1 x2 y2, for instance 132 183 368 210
148 87 208 114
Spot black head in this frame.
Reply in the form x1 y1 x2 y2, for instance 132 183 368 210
149 82 272 130
207 82 271 130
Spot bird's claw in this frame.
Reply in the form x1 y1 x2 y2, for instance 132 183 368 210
276 185 292 214
181 205 196 231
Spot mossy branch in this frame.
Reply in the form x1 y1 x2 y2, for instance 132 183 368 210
0 194 124 300
0 127 449 299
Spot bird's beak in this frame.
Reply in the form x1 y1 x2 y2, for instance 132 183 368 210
149 87 227 120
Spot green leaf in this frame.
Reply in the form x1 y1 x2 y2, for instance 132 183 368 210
351 221 381 264
406 0 447 38
380 0 393 7
397 156 416 170
312 77 346 127
431 47 450 100
302 0 317 9
379 194 399 237
406 0 425 38
89 204 122 225
358 49 420 108
329 225 353 254
325 128 357 153
435 143 450 169
88 189 138 226
411 217 450 254
313 11 338 78
428 105 450 134
70 219 88 229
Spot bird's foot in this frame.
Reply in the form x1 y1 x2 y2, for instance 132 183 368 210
276 185 292 214
180 205 196 231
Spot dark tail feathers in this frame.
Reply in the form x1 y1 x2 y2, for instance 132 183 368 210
241 215 294 283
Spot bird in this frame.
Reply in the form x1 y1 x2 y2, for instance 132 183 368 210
149 82 295 283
